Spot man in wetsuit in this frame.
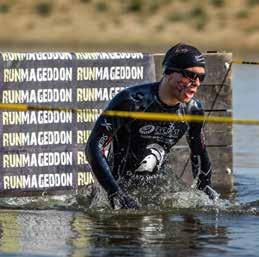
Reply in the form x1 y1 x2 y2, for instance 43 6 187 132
86 43 218 209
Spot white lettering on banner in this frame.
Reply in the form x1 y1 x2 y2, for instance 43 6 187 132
77 87 124 101
77 130 91 144
2 89 72 103
2 111 72 125
77 109 102 122
3 67 72 82
75 52 144 60
3 131 72 146
77 172 94 186
3 173 73 189
3 152 73 168
77 151 89 165
1 52 73 61
77 66 144 80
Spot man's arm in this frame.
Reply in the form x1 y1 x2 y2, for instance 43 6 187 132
85 89 139 208
186 99 219 200
86 113 120 195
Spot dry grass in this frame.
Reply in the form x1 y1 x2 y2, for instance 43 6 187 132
0 0 259 54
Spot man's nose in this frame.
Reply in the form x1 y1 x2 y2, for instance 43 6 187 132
189 78 200 89
192 77 201 87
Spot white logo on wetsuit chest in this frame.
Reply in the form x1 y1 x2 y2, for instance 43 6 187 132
139 125 155 135
139 123 180 137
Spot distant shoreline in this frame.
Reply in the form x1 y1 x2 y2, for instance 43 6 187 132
1 41 259 60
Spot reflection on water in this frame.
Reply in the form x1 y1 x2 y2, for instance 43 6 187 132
1 208 258 257
0 210 74 256
1 207 259 257
0 209 231 257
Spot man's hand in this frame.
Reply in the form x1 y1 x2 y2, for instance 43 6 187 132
195 169 220 201
108 190 139 209
202 185 220 201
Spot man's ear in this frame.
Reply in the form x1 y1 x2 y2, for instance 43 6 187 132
162 73 171 83
166 72 176 82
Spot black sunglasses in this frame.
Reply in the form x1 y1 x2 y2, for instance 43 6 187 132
166 68 206 82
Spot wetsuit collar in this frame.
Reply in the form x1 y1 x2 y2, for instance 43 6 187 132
153 82 181 111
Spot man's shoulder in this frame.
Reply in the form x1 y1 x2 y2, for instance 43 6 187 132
107 82 158 110
112 82 158 100
125 82 159 95
111 82 158 104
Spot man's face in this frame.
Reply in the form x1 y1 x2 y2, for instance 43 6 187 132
167 66 205 103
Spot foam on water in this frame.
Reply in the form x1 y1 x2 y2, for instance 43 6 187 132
0 173 258 216
0 194 79 210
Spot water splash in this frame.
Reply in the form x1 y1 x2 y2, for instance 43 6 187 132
0 171 258 216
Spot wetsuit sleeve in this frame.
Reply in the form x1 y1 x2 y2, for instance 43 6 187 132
85 89 132 196
186 100 214 196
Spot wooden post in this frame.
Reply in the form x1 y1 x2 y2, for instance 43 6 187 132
154 53 233 191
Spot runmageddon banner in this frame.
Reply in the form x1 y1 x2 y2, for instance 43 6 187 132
0 52 155 196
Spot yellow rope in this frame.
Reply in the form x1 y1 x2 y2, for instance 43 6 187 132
0 102 258 126
104 110 259 125
233 60 259 65
0 103 76 112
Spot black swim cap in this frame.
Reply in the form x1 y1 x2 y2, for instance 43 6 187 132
162 43 205 73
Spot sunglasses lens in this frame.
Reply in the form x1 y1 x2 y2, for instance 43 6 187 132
167 68 206 82
198 73 205 82
183 70 205 82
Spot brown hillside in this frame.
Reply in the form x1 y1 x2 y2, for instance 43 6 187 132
0 0 259 56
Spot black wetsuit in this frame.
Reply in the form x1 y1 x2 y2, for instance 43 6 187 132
86 82 216 207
